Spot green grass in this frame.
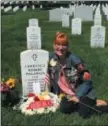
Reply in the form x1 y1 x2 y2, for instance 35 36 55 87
1 8 108 126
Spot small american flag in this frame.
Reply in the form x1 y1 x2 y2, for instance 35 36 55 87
44 73 50 84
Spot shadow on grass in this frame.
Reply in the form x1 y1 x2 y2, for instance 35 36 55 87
1 12 16 16
105 43 108 47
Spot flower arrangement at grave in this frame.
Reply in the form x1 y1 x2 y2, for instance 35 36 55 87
18 92 61 115
0 77 20 106
0 77 66 115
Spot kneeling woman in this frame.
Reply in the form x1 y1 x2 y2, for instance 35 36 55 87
45 32 108 118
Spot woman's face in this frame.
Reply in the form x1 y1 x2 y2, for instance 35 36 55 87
53 44 68 57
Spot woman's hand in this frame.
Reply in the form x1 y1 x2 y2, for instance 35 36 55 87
68 96 79 103
83 72 91 80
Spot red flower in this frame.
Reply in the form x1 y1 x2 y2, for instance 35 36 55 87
34 96 40 101
27 93 35 97
0 82 9 92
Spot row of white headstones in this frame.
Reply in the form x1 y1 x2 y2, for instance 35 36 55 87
1 1 42 12
49 4 108 48
1 5 38 12
2 3 107 48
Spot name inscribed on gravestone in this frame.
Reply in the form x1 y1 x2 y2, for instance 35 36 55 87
20 50 49 96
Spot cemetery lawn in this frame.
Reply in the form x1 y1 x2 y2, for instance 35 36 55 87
1 8 108 126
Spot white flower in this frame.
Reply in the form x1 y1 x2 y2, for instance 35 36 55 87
51 107 57 113
18 92 60 115
50 59 57 66
48 106 57 113
27 97 34 103
21 107 27 114
25 110 35 115
19 103 26 109
44 108 50 114
36 108 45 114
43 95 51 100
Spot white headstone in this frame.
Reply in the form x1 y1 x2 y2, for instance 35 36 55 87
61 8 69 15
10 1 14 5
13 6 19 12
90 26 105 48
32 5 35 10
4 6 12 12
29 18 38 27
23 6 27 11
40 5 43 9
16 1 19 4
74 6 93 21
94 15 102 25
20 50 49 96
71 5 75 16
4 1 9 5
60 6 63 10
21 1 24 4
61 7 72 16
68 8 73 16
71 18 82 35
1 6 4 10
26 26 41 49
49 8 62 22
62 14 69 27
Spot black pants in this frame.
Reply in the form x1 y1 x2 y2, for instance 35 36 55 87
60 96 108 118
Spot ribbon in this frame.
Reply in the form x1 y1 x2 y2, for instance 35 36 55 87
27 100 53 110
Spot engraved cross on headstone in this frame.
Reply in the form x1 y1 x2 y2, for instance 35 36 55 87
32 54 37 61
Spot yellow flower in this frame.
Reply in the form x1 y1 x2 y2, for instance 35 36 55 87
6 78 15 88
39 92 49 100
41 91 49 95
58 93 66 100
49 59 57 67
38 95 45 100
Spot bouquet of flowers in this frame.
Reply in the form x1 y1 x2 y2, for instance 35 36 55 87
19 92 60 115
0 77 20 106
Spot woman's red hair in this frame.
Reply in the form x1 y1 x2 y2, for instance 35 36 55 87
53 32 68 46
